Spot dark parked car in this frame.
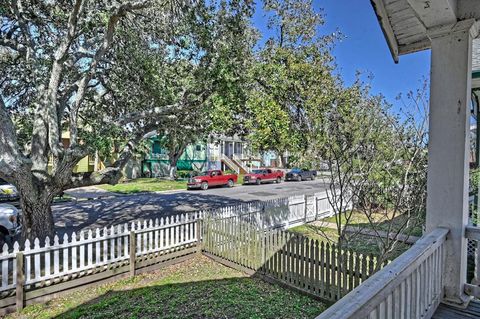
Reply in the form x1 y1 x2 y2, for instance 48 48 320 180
285 168 317 181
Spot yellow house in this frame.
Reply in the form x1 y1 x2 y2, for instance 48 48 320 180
48 132 103 173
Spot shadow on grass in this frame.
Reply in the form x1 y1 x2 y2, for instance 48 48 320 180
52 277 326 319
292 223 411 259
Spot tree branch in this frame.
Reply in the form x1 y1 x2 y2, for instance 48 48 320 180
68 126 155 188
12 0 35 60
30 0 86 174
115 103 181 126
69 0 153 148
0 95 28 178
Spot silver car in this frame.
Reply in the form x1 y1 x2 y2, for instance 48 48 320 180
0 179 19 202
0 204 21 242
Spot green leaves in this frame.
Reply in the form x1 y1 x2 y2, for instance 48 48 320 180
245 0 338 165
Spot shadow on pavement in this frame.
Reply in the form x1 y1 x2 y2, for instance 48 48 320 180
53 192 249 236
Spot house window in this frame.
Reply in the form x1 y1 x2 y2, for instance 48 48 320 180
196 145 202 151
152 141 162 154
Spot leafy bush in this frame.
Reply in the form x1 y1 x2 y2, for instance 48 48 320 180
471 168 480 195
176 170 193 178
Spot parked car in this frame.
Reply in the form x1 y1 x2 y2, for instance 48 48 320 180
243 169 284 185
0 179 19 202
187 170 238 190
285 168 317 181
0 204 21 243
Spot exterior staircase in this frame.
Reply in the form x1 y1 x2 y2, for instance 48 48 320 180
232 154 250 174
220 154 249 174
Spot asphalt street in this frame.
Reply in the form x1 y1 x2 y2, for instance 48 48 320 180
53 179 328 235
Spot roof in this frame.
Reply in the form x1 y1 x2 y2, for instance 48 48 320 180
370 0 480 63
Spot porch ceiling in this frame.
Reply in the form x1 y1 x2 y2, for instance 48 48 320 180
370 0 480 63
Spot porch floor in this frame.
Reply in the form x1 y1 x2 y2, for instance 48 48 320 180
433 300 480 318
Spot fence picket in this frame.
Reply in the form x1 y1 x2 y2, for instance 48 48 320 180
62 234 69 273
95 228 101 264
320 242 326 297
154 219 159 250
315 240 320 295
331 243 336 300
78 231 85 270
160 218 165 249
33 238 40 280
88 230 93 267
123 224 129 258
309 239 314 293
54 236 60 275
110 226 115 261
44 237 50 278
2 244 8 287
117 225 122 258
12 242 19 285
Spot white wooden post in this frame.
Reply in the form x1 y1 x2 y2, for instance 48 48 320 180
129 231 136 277
15 252 24 311
426 19 478 306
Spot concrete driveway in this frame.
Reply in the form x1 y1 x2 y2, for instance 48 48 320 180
53 179 328 235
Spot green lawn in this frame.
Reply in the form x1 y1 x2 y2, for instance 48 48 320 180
323 211 424 237
290 224 411 259
11 256 327 319
99 175 245 194
98 178 187 194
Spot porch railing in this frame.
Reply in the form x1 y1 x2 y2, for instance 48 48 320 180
232 154 251 173
219 154 240 174
316 228 448 319
465 226 480 296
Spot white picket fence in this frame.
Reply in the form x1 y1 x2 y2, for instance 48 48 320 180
0 190 347 313
0 213 201 309
191 191 341 229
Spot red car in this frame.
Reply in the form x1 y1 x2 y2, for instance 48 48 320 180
243 168 284 185
187 170 238 190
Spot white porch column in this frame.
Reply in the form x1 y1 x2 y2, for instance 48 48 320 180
426 20 478 306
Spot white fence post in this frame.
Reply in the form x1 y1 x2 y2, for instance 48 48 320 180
304 195 308 223
15 252 24 311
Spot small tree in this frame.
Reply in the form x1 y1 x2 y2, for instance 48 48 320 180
320 80 428 266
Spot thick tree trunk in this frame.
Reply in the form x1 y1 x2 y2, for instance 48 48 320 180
168 155 180 180
168 163 178 180
20 190 55 242
277 152 284 168
167 144 186 180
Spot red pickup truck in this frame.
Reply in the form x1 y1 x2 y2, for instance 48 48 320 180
187 170 238 190
243 168 284 185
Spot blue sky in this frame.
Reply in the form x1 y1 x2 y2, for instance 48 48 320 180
252 0 431 109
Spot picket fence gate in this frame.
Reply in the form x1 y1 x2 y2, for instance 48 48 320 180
202 216 389 302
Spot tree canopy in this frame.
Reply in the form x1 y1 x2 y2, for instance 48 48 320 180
0 0 255 240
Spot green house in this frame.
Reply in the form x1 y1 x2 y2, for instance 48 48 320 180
143 137 208 176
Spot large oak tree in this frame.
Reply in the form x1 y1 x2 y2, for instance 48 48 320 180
0 0 252 241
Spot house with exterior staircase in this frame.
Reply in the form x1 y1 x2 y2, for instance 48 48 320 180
142 135 274 177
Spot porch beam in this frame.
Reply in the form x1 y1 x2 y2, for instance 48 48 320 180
426 19 478 306
406 0 457 28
